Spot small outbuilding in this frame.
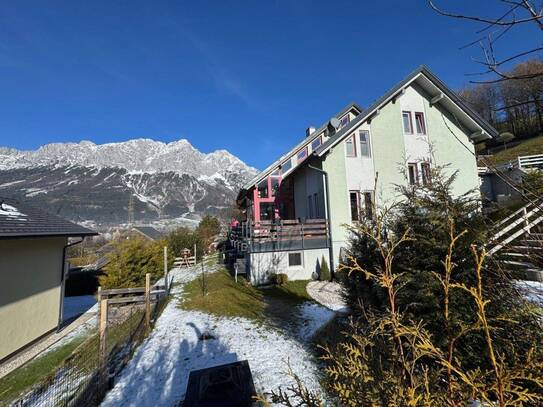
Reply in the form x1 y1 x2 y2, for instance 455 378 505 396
0 198 97 362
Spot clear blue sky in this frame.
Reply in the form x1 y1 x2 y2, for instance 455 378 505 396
0 1 537 169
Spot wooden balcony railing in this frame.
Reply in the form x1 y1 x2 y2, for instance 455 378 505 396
229 219 329 252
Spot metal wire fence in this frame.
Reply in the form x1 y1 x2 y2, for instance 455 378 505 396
10 294 167 407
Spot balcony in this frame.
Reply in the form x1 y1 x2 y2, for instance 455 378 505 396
229 219 329 253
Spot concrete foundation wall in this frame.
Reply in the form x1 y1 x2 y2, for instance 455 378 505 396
248 248 329 285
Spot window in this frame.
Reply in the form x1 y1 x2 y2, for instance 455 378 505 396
313 193 319 218
259 202 275 221
359 130 371 157
270 177 280 197
311 136 322 151
281 158 292 175
421 162 431 185
308 195 314 219
339 115 350 129
407 163 418 185
345 134 356 157
415 112 426 135
297 147 308 162
402 111 413 134
363 192 373 220
350 191 360 221
288 252 303 267
257 179 269 198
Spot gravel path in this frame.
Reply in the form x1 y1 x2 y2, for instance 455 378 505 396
306 281 349 313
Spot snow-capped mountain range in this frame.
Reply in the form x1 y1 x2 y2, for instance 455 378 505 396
0 139 258 228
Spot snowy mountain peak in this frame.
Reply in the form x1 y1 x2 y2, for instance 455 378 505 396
0 138 258 187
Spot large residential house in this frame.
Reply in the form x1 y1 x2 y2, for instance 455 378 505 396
233 66 499 285
0 198 96 362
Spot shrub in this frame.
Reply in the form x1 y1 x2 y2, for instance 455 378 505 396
274 273 289 286
99 237 173 289
319 256 330 282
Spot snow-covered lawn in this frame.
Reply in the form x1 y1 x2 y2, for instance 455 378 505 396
101 265 335 406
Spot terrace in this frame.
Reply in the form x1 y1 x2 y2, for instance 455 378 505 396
229 218 329 253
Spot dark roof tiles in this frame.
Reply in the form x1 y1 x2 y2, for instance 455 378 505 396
0 197 97 239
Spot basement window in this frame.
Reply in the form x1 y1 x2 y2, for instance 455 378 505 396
288 252 303 267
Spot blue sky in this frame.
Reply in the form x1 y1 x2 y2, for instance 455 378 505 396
0 1 538 169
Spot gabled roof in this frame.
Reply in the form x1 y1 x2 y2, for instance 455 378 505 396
238 102 362 198
314 65 498 157
132 226 164 241
0 197 97 239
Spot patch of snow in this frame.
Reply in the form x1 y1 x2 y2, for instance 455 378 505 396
0 203 27 220
101 266 327 406
296 302 335 341
0 179 25 188
515 280 543 307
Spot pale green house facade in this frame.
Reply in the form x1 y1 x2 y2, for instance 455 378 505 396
235 66 498 283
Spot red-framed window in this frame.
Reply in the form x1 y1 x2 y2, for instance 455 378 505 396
345 134 357 157
414 112 426 135
402 111 413 134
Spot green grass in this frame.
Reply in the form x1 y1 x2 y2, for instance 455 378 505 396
261 280 313 303
0 307 151 405
180 269 314 322
181 269 266 320
0 335 87 405
486 134 543 165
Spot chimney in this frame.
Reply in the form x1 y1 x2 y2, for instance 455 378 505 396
306 126 316 138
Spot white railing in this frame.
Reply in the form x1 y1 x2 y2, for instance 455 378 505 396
489 200 543 255
518 154 543 170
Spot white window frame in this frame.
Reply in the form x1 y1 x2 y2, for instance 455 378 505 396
414 112 426 135
358 129 371 158
345 134 356 157
402 111 413 134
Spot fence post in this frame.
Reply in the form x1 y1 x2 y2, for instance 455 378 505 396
99 298 108 370
97 286 102 318
194 243 197 264
163 246 168 292
145 273 151 331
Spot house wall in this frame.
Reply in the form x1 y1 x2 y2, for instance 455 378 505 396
292 166 325 220
368 95 406 207
0 237 66 361
248 248 329 285
424 89 480 198
322 145 351 268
